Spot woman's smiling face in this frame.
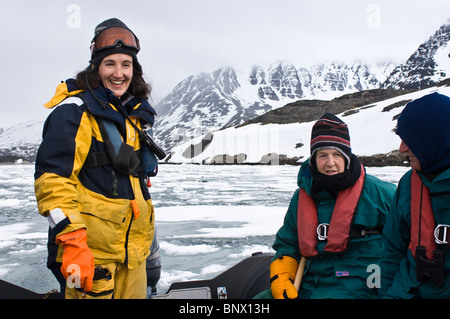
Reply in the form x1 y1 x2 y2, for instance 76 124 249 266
98 53 133 98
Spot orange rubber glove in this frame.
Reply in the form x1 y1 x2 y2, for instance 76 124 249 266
56 228 95 292
270 255 299 299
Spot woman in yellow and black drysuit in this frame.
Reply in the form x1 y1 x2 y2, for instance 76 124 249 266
35 18 161 299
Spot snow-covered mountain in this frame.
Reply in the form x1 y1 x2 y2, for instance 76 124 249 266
154 23 450 153
0 119 43 162
154 60 395 151
382 23 450 89
153 67 275 152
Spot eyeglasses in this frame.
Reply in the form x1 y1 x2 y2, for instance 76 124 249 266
90 27 140 55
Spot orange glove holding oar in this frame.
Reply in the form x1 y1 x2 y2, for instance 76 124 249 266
270 255 299 299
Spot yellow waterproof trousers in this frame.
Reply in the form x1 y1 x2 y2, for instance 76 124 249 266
64 261 147 299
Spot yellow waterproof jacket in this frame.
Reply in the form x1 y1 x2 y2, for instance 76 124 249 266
35 79 157 269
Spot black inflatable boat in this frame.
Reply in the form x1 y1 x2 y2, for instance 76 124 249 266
0 252 273 299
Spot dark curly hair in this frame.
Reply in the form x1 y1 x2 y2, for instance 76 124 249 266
75 60 151 99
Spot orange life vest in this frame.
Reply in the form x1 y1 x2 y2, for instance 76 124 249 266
297 165 365 257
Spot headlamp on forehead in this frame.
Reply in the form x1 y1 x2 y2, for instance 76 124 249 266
90 27 140 57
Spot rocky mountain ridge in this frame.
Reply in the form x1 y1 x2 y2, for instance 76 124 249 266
154 60 395 151
382 23 450 89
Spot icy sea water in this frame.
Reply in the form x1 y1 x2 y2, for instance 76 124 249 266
0 163 409 295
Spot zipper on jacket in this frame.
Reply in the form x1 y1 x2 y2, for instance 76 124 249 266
123 213 133 266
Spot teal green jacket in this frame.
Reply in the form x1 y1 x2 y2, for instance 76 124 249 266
380 168 450 299
273 160 396 299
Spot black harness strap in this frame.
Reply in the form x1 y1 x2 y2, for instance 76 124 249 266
84 151 110 168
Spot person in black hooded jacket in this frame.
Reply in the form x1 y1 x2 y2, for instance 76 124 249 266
380 92 450 298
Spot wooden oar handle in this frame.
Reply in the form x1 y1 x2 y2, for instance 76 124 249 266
294 256 307 291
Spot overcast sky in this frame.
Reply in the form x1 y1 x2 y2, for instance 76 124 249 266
0 0 449 128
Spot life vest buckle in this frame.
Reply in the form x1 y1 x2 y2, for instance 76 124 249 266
316 223 329 241
434 224 450 245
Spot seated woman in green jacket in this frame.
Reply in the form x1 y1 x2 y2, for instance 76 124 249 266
255 113 396 299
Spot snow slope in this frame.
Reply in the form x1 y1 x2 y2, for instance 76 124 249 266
167 85 450 164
